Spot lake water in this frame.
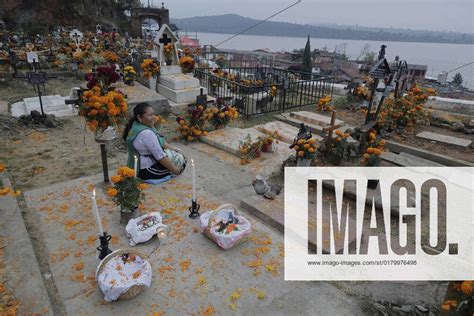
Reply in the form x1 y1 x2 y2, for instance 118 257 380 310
197 32 474 89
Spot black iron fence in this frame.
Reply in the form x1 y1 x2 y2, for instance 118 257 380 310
194 67 334 116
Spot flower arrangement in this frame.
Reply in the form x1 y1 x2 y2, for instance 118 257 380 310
258 131 279 152
163 43 174 63
317 95 333 111
79 86 128 132
123 65 137 85
374 84 435 132
353 85 370 101
239 134 263 165
108 167 148 211
176 105 209 142
85 66 120 93
203 105 239 129
293 138 318 160
101 50 120 63
179 55 195 73
360 131 385 166
140 59 160 79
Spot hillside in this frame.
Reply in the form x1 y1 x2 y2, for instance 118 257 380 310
172 14 473 45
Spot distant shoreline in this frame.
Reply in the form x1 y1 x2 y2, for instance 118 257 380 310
194 31 474 47
173 14 474 46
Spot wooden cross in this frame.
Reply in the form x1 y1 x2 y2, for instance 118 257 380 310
159 33 172 45
323 111 344 147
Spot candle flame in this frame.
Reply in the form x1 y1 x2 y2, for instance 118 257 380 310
191 158 194 165
92 188 96 197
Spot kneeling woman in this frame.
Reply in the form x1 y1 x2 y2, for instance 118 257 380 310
123 103 185 181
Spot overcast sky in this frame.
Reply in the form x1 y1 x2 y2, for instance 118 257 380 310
143 0 473 33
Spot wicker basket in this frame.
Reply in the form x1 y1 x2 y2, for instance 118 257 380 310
202 204 251 249
96 249 148 301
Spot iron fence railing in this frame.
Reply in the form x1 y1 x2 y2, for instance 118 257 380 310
194 67 334 116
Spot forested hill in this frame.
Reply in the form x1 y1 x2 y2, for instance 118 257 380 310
172 14 473 45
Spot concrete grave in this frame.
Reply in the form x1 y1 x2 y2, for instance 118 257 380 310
290 111 345 127
200 127 294 175
381 151 442 167
416 131 472 148
255 121 323 144
113 81 170 114
11 94 76 117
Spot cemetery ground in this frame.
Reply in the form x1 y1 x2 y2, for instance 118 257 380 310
1 79 472 314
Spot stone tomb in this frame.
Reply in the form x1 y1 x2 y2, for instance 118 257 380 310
153 24 206 104
11 94 76 117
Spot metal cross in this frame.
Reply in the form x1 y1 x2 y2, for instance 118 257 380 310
159 33 172 45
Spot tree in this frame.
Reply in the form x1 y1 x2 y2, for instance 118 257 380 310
301 35 312 79
452 72 463 86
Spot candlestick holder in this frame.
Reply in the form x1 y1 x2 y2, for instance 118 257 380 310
97 232 113 260
188 199 200 219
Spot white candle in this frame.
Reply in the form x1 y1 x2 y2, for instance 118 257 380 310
91 189 104 236
191 159 196 201
134 155 138 177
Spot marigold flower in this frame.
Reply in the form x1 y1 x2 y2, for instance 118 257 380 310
0 163 5 173
107 188 118 197
138 183 148 190
111 175 122 183
298 151 305 157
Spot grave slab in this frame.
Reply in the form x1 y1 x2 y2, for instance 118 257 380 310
241 192 358 254
0 100 9 114
159 74 200 90
23 172 364 315
113 82 170 114
11 95 76 117
255 121 323 144
200 127 294 175
381 152 443 167
0 176 53 315
290 111 344 127
160 65 182 76
157 84 207 104
416 131 472 148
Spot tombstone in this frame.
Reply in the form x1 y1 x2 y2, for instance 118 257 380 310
153 24 179 68
69 29 83 49
92 36 99 46
96 24 103 35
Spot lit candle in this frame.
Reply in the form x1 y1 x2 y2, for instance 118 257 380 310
134 155 138 177
191 159 196 202
91 189 104 236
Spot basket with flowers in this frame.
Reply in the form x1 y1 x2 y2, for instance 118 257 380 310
140 59 160 79
108 167 149 223
79 86 128 133
123 65 137 85
179 55 195 73
293 138 318 166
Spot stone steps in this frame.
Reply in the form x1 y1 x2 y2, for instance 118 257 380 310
274 113 327 136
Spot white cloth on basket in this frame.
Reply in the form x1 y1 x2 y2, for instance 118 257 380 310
125 212 168 246
96 252 152 302
199 207 252 250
